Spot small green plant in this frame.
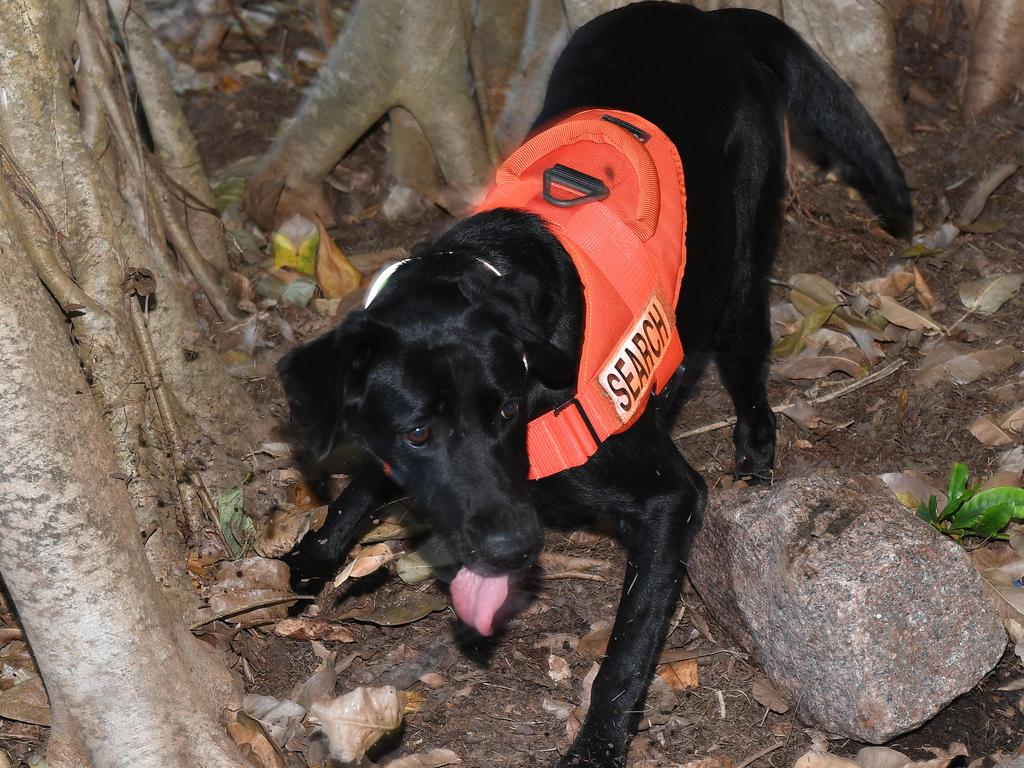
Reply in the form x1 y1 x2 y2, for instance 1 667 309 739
917 462 1024 541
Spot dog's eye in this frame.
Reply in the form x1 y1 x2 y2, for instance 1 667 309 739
405 426 432 446
500 400 520 420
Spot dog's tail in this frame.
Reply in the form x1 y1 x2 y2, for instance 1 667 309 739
716 8 914 238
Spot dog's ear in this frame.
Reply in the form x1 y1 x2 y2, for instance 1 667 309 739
507 322 578 390
276 312 373 462
462 268 578 390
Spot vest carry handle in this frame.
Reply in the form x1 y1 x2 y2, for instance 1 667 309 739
495 117 661 241
543 164 610 207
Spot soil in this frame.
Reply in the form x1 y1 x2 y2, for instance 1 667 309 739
3 2 1023 767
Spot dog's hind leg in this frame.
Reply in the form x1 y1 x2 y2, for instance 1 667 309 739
713 103 784 482
552 432 706 767
714 279 777 482
284 467 396 593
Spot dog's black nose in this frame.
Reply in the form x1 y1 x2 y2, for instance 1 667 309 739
468 520 541 573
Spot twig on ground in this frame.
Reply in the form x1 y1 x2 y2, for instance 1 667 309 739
658 645 748 664
673 358 907 440
736 742 786 768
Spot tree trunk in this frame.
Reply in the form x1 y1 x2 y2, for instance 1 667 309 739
959 0 1024 122
0 0 268 762
0 216 248 768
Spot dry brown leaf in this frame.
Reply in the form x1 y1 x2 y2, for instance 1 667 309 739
913 266 938 311
542 697 574 720
790 273 845 307
773 356 864 380
857 270 915 298
980 558 1024 623
578 621 613 659
295 645 338 709
970 415 1015 447
256 505 327 558
678 759 735 768
567 662 600 742
361 519 428 544
985 448 1024 490
383 749 462 768
790 273 885 332
418 673 447 689
637 675 677 730
568 530 611 546
285 479 320 510
548 654 572 683
875 295 943 332
793 751 861 768
854 746 911 768
1001 404 1024 434
242 694 307 750
315 217 362 299
0 749 10 768
781 396 822 430
311 686 406 762
538 551 611 581
751 675 790 713
656 657 700 691
0 676 49 726
0 628 21 645
918 346 1022 387
275 618 355 643
879 472 946 510
338 590 447 626
207 557 295 624
334 542 397 587
943 347 1021 385
958 273 1024 315
227 709 285 768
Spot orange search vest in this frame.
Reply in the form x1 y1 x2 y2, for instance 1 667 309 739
476 109 688 480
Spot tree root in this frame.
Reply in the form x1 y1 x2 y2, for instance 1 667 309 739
245 0 491 229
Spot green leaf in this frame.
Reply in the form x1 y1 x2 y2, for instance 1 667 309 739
968 502 1014 539
772 302 839 359
217 485 254 558
916 497 937 524
904 243 943 259
954 486 1024 527
947 463 969 502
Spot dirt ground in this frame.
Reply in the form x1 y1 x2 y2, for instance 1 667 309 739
3 1 1023 767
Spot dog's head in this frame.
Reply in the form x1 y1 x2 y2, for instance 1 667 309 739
278 211 581 634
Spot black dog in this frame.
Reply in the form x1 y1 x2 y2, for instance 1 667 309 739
278 4 912 766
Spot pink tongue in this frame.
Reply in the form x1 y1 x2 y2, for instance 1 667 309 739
450 567 511 636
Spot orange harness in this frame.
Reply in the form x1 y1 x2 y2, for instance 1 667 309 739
477 109 688 480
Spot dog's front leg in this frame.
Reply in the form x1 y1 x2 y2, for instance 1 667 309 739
557 453 706 768
284 467 395 592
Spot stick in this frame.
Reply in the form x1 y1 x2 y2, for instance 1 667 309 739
737 742 786 768
955 160 1021 227
673 358 907 440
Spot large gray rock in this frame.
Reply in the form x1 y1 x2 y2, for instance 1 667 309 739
689 472 1006 743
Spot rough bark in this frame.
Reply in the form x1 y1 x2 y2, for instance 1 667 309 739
0 0 263 522
0 0 271 761
108 0 230 272
0 212 247 768
245 0 491 229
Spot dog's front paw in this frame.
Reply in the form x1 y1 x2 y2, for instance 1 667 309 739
555 737 625 768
